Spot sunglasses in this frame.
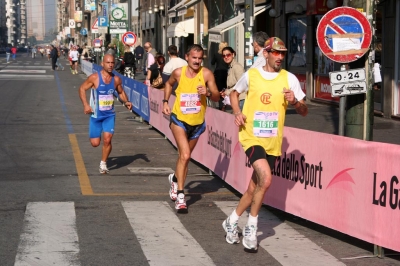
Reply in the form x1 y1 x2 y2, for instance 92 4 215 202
222 53 232 58
267 50 287 57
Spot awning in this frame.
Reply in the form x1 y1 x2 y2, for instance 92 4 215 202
208 5 270 43
167 18 194 38
168 0 200 17
168 0 188 13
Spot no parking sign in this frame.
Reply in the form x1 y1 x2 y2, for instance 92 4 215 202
316 7 372 63
122 32 137 46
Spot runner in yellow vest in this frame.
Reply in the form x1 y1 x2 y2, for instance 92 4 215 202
162 44 220 213
223 37 308 250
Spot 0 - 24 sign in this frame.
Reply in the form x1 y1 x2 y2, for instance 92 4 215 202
329 68 366 85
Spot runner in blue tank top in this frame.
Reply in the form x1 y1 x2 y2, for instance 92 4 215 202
79 54 132 174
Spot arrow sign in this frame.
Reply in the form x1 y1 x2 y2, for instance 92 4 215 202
316 7 372 63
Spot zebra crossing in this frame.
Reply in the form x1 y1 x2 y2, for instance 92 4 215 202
0 57 58 80
10 201 346 266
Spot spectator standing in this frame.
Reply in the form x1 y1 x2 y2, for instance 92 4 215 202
134 44 144 72
211 42 229 109
223 37 308 251
123 44 136 79
5 46 11 63
163 45 187 76
220 47 245 110
11 46 17 60
146 54 165 89
143 42 157 75
77 45 83 65
56 47 64 70
50 45 58 71
31 46 37 58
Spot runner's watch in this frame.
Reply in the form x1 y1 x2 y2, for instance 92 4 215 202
162 99 168 103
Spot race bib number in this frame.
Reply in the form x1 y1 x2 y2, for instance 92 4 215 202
99 94 114 111
180 93 201 114
253 111 279 137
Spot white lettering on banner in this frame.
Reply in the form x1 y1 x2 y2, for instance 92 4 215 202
141 96 149 116
132 90 140 108
124 85 132 101
207 126 232 158
321 83 332 93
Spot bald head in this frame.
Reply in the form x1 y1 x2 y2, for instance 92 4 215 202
103 53 115 62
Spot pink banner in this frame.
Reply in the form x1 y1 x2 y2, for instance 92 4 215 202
148 88 400 252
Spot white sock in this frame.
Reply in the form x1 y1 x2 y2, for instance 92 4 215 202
229 209 240 223
100 161 106 165
247 214 258 227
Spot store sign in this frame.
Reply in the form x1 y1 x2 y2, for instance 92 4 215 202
74 11 82 22
209 33 221 43
85 0 95 11
307 0 343 15
110 20 127 34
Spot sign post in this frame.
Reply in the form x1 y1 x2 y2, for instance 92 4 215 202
316 6 372 136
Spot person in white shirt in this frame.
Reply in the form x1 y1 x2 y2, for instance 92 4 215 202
163 45 187 75
69 46 79 75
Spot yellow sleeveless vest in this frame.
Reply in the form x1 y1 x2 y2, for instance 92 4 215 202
239 68 289 156
172 66 207 125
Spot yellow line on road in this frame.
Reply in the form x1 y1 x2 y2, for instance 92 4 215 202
69 134 94 195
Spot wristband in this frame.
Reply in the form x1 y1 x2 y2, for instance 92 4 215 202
290 98 298 106
162 99 168 103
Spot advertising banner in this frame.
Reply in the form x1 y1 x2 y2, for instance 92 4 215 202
74 11 82 22
85 0 96 11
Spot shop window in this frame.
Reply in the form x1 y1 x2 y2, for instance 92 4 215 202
287 16 307 69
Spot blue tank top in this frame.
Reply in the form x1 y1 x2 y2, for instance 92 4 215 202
90 71 116 118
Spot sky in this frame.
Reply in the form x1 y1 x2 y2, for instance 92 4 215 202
44 0 56 33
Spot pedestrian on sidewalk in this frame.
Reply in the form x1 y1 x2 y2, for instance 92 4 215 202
31 46 37 58
50 45 58 71
11 46 17 60
134 44 144 72
222 37 308 251
78 54 132 174
162 44 220 213
5 46 11 63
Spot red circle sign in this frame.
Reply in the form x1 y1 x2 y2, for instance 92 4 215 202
316 7 372 63
122 32 137 46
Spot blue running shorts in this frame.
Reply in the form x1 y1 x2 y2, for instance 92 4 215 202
89 115 115 138
170 113 206 140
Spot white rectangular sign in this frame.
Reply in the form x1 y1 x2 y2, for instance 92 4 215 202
331 81 367 97
329 68 366 85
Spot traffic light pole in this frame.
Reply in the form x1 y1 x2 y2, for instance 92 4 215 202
244 0 254 71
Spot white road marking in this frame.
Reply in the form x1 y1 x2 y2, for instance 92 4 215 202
0 69 46 73
215 201 345 266
0 75 53 79
14 202 80 266
122 201 215 266
127 167 174 175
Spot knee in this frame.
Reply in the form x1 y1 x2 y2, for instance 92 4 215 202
90 139 100 147
178 152 191 163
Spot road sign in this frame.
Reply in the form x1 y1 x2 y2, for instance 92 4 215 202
80 28 88 35
92 18 98 33
331 81 367 97
122 31 137 46
98 16 108 27
69 19 76 28
316 7 372 63
93 38 102 48
329 68 366 85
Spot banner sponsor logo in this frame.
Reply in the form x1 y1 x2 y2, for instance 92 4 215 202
207 126 232 158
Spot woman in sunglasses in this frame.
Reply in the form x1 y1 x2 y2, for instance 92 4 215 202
220 47 245 111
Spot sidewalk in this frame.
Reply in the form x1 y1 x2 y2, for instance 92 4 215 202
134 70 400 146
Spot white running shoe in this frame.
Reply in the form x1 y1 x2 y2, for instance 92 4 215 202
242 225 258 250
168 173 178 201
222 217 240 244
175 193 187 213
99 161 109 174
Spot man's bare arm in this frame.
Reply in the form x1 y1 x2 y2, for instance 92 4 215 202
203 68 220 102
293 100 308 116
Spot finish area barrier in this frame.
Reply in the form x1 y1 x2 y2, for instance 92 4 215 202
83 62 400 252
